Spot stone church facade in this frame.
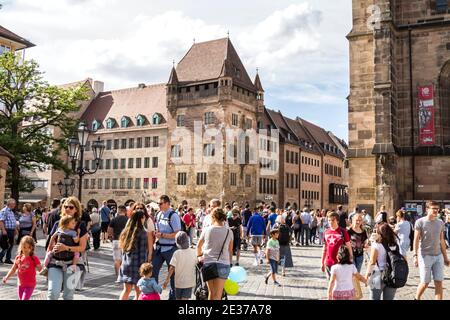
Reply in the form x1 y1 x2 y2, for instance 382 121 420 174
348 0 450 215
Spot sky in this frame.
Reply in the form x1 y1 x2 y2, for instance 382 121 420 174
1 0 352 141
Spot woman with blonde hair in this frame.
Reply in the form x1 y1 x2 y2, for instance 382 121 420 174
347 213 369 272
46 196 89 300
197 208 233 300
117 209 148 300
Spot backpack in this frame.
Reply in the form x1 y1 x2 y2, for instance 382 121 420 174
278 224 291 245
380 244 409 288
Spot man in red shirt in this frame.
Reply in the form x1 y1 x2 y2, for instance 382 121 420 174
182 208 196 247
321 211 353 278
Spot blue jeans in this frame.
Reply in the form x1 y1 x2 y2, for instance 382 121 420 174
0 229 15 262
47 266 81 300
354 255 364 273
369 282 396 300
152 246 177 300
301 225 310 245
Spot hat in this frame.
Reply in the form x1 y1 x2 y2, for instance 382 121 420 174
175 231 190 249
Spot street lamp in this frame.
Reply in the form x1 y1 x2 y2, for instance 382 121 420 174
57 175 75 198
68 122 105 201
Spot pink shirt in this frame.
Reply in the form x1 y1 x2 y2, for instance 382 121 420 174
15 255 40 288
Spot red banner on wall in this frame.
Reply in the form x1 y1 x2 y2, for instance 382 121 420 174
418 85 435 145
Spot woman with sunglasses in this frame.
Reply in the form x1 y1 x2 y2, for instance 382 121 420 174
46 196 89 300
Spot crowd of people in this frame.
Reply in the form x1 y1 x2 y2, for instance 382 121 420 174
0 196 449 300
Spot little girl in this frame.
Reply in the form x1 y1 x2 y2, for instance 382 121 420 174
327 245 367 300
137 263 162 300
2 236 42 300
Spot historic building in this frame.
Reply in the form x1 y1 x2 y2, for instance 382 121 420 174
348 0 450 215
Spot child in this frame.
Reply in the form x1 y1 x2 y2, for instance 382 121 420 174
2 236 42 300
162 231 197 300
327 245 367 300
264 229 281 286
137 263 162 300
40 215 80 276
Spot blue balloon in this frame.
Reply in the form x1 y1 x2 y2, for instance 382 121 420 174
228 266 247 283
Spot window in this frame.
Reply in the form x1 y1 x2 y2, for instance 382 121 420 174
84 160 90 170
171 145 182 158
436 0 448 13
178 173 187 185
135 178 141 189
286 151 290 163
245 174 252 188
91 160 96 170
92 120 100 131
105 178 110 189
144 157 150 168
230 173 237 186
152 157 158 168
105 159 111 170
127 178 133 189
136 158 142 169
290 152 294 164
112 178 118 189
114 139 119 149
84 179 89 189
204 112 215 125
113 159 119 169
136 115 145 126
121 117 130 128
295 153 299 164
106 140 112 150
143 178 149 189
177 115 185 127
106 118 115 129
121 139 127 149
153 136 159 147
232 113 239 126
119 178 125 189
152 178 158 189
97 179 103 190
152 114 162 125
197 172 207 185
203 143 215 157
30 180 48 189
295 175 299 189
129 138 134 149
145 137 151 148
245 118 252 130
0 45 11 55
137 137 142 148
120 159 126 169
128 158 134 169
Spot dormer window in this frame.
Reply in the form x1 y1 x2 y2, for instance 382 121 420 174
287 133 292 140
136 115 145 126
121 116 130 128
106 118 116 129
152 113 162 125
92 120 100 132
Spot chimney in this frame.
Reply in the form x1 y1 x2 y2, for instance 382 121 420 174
93 81 104 95
138 83 146 89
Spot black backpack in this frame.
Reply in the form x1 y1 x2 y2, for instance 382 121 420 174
278 224 291 245
380 243 409 288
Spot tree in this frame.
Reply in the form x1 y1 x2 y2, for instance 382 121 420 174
0 51 88 203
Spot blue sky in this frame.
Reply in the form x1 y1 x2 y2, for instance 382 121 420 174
1 0 352 140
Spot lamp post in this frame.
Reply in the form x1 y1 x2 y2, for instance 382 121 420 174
68 123 105 202
57 175 76 198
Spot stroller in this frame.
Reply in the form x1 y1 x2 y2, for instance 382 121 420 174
195 263 228 300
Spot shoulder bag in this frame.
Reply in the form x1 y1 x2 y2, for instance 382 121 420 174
202 229 230 282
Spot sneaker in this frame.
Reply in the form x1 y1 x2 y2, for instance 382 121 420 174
274 281 282 287
260 259 264 265
39 267 48 277
4 260 13 265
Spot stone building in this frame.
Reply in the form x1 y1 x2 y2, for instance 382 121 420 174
348 0 450 215
0 147 13 206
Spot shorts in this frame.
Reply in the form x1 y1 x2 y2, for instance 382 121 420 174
232 237 241 254
333 289 355 300
112 240 121 261
175 287 193 299
269 259 278 274
204 263 230 280
418 254 445 283
251 235 263 247
101 222 109 233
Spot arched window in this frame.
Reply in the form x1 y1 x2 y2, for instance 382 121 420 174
152 113 162 125
106 118 116 129
439 60 450 145
136 115 145 126
92 120 100 132
121 116 130 128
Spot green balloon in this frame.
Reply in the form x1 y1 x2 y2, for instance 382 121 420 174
224 279 239 295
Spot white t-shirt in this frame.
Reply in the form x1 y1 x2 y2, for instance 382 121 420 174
330 264 357 291
146 218 155 233
169 248 197 289
202 214 229 229
371 242 397 271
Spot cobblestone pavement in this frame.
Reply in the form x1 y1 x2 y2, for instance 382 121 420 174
0 230 448 300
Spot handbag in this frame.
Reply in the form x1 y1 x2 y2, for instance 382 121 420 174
201 229 230 282
353 275 363 300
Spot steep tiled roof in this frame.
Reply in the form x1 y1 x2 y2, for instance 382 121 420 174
299 118 344 158
176 38 256 91
0 25 35 49
81 84 167 129
283 116 321 155
254 73 264 92
266 109 296 143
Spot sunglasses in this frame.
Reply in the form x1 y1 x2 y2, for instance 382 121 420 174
64 205 75 210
